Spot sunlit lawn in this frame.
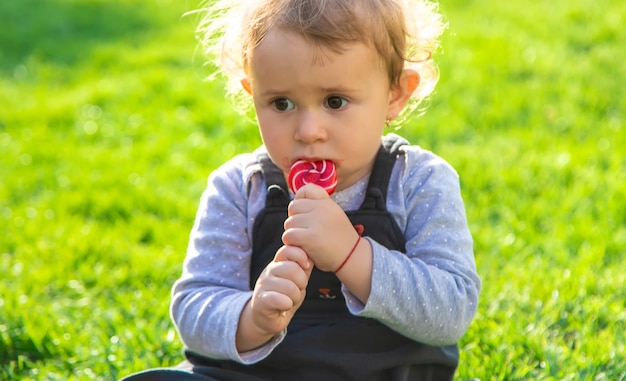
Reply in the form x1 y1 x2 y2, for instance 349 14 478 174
1 0 624 379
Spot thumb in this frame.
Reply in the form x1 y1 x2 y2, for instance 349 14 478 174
294 183 330 200
303 256 314 278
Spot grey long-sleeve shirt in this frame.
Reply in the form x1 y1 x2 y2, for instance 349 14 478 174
170 140 481 364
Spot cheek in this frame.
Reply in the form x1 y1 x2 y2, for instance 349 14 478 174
257 119 291 164
338 135 375 163
257 121 279 147
338 127 385 165
255 110 276 136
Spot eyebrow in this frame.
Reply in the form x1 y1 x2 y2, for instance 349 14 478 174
257 88 289 98
319 86 359 93
258 85 360 98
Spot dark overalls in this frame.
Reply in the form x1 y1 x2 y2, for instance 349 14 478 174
121 135 459 381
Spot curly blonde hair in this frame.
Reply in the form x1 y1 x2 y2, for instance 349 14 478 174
194 0 446 120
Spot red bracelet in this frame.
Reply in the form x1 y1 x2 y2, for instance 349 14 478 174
334 225 364 273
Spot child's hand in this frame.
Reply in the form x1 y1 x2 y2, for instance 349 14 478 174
248 245 313 334
282 183 361 272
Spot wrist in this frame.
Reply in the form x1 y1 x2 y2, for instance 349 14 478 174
333 236 373 304
334 224 365 274
235 300 274 352
334 235 361 274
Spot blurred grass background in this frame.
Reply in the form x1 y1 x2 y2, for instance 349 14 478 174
1 0 624 380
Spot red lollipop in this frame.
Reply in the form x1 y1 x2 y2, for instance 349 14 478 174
288 159 337 195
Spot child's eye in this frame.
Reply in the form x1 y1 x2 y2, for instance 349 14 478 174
324 95 348 110
272 98 295 111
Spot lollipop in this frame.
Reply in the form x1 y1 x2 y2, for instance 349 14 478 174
288 159 337 195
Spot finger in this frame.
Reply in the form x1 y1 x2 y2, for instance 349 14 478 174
281 224 309 249
287 197 315 217
276 260 311 291
256 270 303 308
264 260 310 292
283 211 311 234
275 245 313 271
255 290 294 312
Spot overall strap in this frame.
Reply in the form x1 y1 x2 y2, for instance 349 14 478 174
256 152 290 207
249 151 290 289
360 133 408 210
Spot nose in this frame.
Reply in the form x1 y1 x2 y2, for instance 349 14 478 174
294 110 328 144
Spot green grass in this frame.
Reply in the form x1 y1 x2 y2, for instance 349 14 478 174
1 0 624 379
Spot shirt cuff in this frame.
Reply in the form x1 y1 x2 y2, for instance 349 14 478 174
236 330 287 364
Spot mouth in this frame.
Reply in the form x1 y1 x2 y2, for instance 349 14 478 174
291 156 337 166
293 156 325 164
289 158 338 174
287 159 338 195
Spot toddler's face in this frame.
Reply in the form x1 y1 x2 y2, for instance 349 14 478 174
245 28 395 192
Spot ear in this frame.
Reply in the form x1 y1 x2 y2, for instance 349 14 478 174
387 69 420 120
241 78 252 95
